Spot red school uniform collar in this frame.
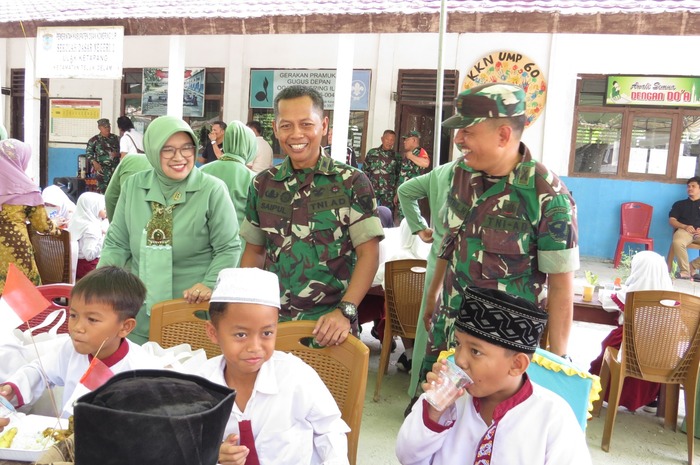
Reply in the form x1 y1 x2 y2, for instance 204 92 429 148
87 338 129 367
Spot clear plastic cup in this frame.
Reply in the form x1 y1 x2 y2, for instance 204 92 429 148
0 396 17 418
424 359 473 411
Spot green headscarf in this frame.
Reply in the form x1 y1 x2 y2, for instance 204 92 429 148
143 116 196 203
0 123 7 141
221 120 257 165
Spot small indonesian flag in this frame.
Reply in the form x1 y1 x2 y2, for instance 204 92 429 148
80 357 114 391
0 263 50 330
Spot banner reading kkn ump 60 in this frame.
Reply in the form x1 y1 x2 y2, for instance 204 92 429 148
606 75 700 107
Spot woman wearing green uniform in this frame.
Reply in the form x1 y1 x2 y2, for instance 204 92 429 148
99 116 241 344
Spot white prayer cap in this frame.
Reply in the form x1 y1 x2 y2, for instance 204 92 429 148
210 268 281 309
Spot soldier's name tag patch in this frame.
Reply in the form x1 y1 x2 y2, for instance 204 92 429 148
260 200 291 217
483 214 530 233
308 194 349 213
447 195 470 219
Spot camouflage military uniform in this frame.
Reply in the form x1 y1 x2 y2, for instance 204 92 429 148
362 146 400 210
241 155 384 326
422 143 578 376
86 133 120 193
397 147 430 220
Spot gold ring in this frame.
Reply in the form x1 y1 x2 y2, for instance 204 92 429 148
194 289 201 294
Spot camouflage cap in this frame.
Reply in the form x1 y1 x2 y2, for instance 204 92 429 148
97 118 111 127
402 130 421 139
442 83 526 129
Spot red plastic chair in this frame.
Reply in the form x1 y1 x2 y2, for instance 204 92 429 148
16 283 73 335
613 202 654 268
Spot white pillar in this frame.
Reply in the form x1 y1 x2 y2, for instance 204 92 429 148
0 38 6 130
330 35 354 163
24 39 41 183
167 36 185 119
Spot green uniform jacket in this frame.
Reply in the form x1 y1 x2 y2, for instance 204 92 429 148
200 156 254 233
104 153 152 221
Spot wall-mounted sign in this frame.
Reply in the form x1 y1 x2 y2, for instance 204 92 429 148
49 98 102 143
36 26 124 79
250 69 371 111
141 68 206 117
606 76 700 107
462 51 546 127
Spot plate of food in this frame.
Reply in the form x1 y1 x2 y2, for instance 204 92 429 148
0 414 70 462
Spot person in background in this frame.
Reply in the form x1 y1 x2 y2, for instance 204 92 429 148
103 151 151 221
85 118 120 193
42 184 76 227
668 176 700 280
397 287 590 465
0 139 59 293
240 85 383 347
246 120 274 173
200 268 349 465
201 120 256 262
116 115 144 158
589 250 670 412
363 129 400 217
68 192 108 280
198 120 226 165
324 126 357 167
396 130 430 220
98 116 241 344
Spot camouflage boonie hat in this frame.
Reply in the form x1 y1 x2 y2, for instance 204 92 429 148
97 118 111 127
402 130 421 139
442 83 526 129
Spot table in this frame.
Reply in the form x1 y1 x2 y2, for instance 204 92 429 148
572 291 619 326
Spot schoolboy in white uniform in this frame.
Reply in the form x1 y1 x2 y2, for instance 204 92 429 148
396 286 591 465
0 267 159 417
200 268 350 465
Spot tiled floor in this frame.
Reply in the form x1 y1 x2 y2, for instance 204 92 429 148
356 256 700 465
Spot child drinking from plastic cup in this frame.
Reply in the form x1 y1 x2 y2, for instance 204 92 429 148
397 286 591 465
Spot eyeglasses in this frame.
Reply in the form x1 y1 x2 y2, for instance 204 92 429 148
160 144 196 159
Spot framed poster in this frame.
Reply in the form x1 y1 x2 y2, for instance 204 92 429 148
49 98 102 143
141 68 206 117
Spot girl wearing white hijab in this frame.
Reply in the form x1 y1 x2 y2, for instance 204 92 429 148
42 185 76 226
589 250 672 411
68 192 107 279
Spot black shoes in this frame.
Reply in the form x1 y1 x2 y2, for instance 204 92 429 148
404 396 419 418
397 352 412 373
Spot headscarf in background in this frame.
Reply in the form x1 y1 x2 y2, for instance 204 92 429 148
221 120 257 165
0 139 43 211
68 192 105 243
42 185 77 220
619 250 673 304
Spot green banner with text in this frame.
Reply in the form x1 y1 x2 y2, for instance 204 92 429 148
606 76 700 107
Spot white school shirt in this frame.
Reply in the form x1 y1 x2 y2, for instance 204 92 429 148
120 129 144 154
198 351 350 465
5 338 159 417
249 136 274 173
396 379 592 465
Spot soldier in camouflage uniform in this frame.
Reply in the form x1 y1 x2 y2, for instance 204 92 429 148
421 83 579 382
240 85 384 347
397 130 430 221
362 129 400 214
85 118 120 193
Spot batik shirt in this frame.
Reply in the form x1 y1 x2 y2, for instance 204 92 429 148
241 154 384 321
86 133 120 193
432 142 579 354
363 146 400 208
398 147 430 186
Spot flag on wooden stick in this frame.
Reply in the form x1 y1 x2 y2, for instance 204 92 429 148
0 263 50 330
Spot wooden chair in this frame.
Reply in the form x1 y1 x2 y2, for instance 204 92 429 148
591 290 700 465
275 320 369 465
373 259 427 402
148 298 221 358
17 283 73 335
29 228 73 284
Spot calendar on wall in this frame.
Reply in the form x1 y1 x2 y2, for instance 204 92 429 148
49 98 102 143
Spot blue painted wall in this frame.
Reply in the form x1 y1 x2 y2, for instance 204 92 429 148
561 177 687 260
47 147 83 187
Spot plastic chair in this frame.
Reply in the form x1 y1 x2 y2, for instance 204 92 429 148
373 259 427 402
591 290 700 465
613 202 654 268
29 228 73 284
16 283 73 335
148 298 221 359
275 320 369 465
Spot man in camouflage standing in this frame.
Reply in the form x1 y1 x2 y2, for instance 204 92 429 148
240 85 384 347
420 83 579 385
396 130 430 220
363 129 400 216
85 118 120 193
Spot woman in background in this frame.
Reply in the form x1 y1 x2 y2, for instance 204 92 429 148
68 192 107 280
42 185 76 227
0 139 58 292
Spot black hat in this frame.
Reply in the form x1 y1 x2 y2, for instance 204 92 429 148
455 286 547 354
74 370 235 465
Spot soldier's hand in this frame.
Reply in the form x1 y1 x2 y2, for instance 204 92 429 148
417 228 434 243
91 160 103 174
313 309 351 346
423 294 440 331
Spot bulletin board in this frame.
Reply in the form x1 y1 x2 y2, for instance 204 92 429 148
49 98 102 143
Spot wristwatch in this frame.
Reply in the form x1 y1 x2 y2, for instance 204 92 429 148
210 140 216 145
337 301 358 324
